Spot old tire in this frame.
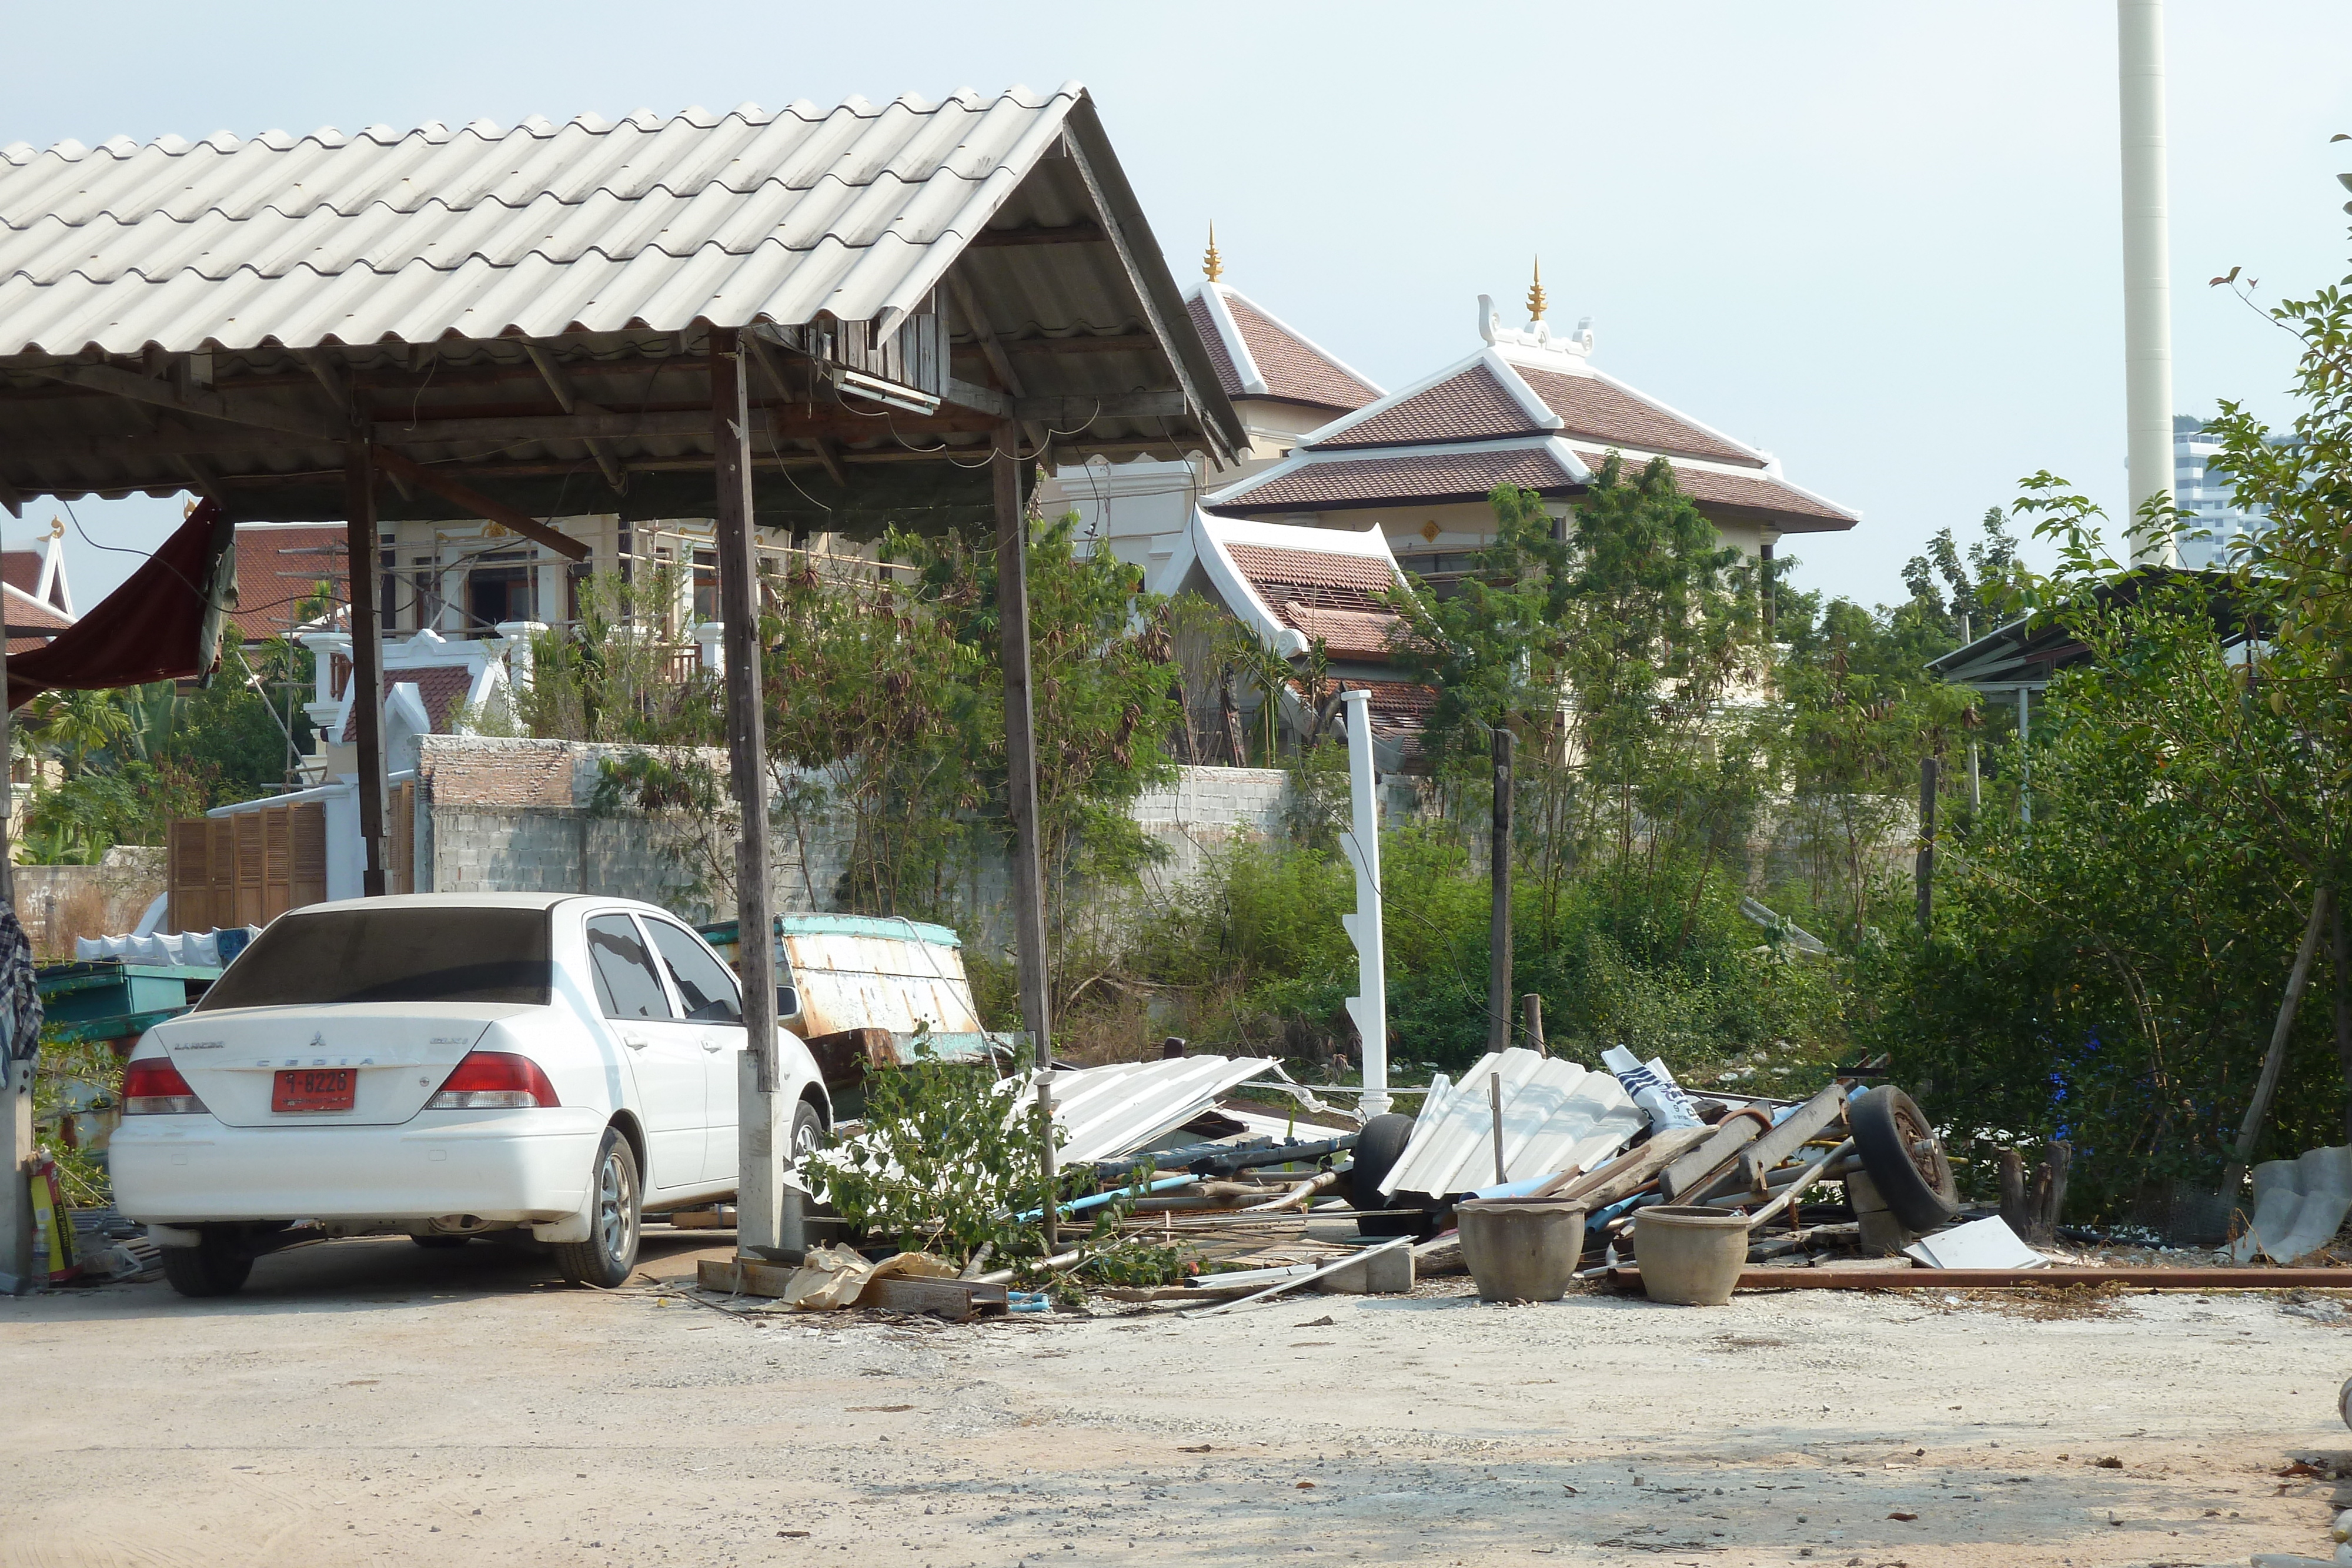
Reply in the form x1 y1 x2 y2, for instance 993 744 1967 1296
160 1231 254 1298
554 1126 642 1289
1352 1112 1421 1237
786 1098 826 1172
1849 1086 1960 1233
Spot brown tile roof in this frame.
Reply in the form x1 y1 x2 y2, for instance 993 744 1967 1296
4 591 73 632
1568 449 1858 530
1221 292 1380 412
1521 367 1761 467
340 663 476 740
232 524 348 641
1278 603 1401 660
1186 293 1245 405
1 550 44 599
1311 362 1545 449
1218 445 1581 512
1223 542 1396 609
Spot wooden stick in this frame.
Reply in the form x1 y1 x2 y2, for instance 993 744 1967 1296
2223 887 2332 1196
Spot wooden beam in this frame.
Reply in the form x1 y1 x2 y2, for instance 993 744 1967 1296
945 379 1012 420
995 423 1052 1069
32 360 350 443
346 446 389 898
522 344 628 497
997 333 1163 355
965 221 1108 248
807 437 847 488
366 447 589 561
944 273 1027 398
293 349 359 425
1013 390 1188 423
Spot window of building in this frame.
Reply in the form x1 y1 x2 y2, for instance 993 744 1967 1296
466 563 534 631
693 549 719 623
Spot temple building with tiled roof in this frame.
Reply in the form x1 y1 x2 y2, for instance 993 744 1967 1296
1040 229 1381 571
1204 279 1857 596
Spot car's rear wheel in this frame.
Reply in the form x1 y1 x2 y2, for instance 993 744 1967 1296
555 1126 642 1289
787 1098 826 1171
160 1229 254 1298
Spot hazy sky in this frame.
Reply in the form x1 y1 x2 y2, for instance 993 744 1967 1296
10 2 2350 609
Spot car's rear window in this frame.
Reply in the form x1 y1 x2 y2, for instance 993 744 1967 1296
196 907 554 1009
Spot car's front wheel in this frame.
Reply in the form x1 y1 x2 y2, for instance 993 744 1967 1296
160 1228 254 1298
787 1098 826 1171
554 1126 642 1289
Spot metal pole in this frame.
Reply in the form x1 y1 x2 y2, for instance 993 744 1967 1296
712 329 787 1259
995 423 1052 1069
2017 687 2032 827
1486 726 1514 1057
345 447 387 897
1916 755 1939 932
1339 690 1389 1117
2119 0 2176 563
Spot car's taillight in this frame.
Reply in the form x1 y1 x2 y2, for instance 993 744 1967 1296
123 1057 206 1115
426 1051 559 1110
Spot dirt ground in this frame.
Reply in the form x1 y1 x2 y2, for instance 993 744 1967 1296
6 1232 2351 1568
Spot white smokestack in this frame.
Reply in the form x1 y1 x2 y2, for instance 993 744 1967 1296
2118 0 2177 566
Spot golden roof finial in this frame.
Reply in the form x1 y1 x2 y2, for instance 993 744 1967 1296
1203 222 1224 283
1526 256 1547 322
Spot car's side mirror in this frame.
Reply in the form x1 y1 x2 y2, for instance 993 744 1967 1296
775 984 803 1023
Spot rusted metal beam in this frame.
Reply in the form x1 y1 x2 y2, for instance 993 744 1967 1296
1609 1265 2352 1290
366 447 589 561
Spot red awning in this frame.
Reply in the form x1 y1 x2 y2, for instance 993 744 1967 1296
8 500 239 708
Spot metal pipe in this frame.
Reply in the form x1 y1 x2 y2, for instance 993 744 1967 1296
1742 1138 1856 1229
2118 0 2176 563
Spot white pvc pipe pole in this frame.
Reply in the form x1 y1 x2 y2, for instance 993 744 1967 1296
1340 689 1390 1118
2118 0 2176 565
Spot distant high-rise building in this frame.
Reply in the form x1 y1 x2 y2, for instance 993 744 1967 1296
2173 413 2267 569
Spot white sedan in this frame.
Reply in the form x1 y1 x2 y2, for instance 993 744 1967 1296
111 892 830 1297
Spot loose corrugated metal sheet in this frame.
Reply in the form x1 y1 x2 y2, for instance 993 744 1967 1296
1378 1048 1644 1198
1041 1055 1273 1165
699 914 981 1039
0 89 1083 356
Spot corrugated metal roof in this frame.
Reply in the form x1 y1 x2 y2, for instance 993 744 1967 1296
0 89 1083 356
1041 1055 1273 1165
1378 1048 1644 1198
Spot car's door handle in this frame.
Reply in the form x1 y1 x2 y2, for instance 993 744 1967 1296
700 1037 727 1052
622 1032 650 1049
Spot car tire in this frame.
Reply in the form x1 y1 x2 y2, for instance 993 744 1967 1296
1848 1085 1960 1233
554 1126 643 1290
160 1230 254 1298
1352 1112 1421 1237
786 1098 826 1172
411 1235 470 1250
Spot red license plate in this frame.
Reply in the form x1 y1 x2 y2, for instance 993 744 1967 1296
273 1068 355 1113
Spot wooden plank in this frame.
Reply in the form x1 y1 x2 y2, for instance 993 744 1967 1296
1538 1125 1714 1208
289 801 328 910
369 447 588 563
694 1256 1008 1320
1709 1085 1850 1202
1658 1114 1766 1202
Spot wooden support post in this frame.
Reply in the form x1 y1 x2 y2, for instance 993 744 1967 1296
1488 1071 1506 1185
1 620 29 1295
1915 754 1938 932
713 329 787 1259
1487 726 1514 1057
995 423 1051 1068
1521 993 1545 1057
345 446 388 897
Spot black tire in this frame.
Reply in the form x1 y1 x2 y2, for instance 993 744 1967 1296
160 1230 253 1298
1848 1085 1960 1232
554 1126 643 1289
410 1235 470 1250
786 1098 826 1172
1352 1112 1421 1237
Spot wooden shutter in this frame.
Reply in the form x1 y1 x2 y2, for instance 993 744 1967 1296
166 818 211 934
289 802 328 912
387 781 415 895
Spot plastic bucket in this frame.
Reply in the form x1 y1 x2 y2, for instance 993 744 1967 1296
1632 1205 1749 1306
1456 1199 1589 1302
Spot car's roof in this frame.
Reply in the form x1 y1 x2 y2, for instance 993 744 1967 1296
285 892 663 917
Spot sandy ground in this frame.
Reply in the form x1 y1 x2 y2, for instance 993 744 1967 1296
6 1231 2352 1568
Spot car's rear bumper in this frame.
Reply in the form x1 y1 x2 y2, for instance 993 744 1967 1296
110 1108 605 1226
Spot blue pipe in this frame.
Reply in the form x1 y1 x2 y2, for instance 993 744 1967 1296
1013 1173 1196 1225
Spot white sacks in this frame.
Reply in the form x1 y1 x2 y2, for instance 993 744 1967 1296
1601 1045 1704 1132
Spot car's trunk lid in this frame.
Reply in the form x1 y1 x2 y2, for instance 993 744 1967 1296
151 1003 536 1128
